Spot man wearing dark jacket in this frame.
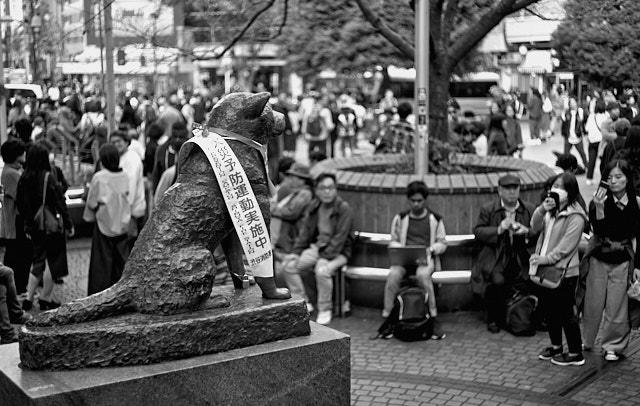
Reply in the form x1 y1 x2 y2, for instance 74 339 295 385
472 174 537 333
282 173 353 325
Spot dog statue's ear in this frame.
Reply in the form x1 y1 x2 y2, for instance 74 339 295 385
247 92 271 118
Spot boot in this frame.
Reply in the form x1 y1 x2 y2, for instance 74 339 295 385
254 277 291 300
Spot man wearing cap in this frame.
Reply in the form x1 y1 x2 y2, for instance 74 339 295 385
472 174 537 333
271 162 314 257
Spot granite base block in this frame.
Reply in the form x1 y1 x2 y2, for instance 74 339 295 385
1 323 350 406
20 285 310 370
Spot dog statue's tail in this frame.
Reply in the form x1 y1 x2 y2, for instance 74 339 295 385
27 285 134 327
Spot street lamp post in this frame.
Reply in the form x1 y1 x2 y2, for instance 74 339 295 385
414 0 429 175
30 13 41 83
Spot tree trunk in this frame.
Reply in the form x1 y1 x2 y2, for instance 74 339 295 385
429 69 450 141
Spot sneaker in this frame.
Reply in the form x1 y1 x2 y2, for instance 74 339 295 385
22 299 33 311
586 179 594 186
605 351 619 362
316 310 332 325
305 302 314 313
381 310 390 318
10 312 32 325
551 353 585 366
430 317 446 340
487 322 500 334
39 299 61 310
538 346 563 360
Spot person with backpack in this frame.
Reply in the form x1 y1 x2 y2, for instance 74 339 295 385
376 102 414 154
301 99 334 159
472 174 537 334
382 181 447 339
335 95 359 157
78 99 107 164
561 97 588 170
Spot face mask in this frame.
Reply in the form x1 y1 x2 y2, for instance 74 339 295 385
550 187 568 205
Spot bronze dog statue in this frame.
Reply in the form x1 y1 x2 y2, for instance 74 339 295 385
30 92 291 327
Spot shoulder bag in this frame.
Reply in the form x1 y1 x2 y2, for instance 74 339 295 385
33 172 64 235
530 250 577 289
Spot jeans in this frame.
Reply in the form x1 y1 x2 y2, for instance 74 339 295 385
0 265 23 338
529 119 541 140
283 245 347 312
564 138 588 168
586 142 599 180
384 264 437 316
539 276 583 353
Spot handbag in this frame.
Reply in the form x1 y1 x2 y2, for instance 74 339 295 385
33 172 64 235
529 251 577 289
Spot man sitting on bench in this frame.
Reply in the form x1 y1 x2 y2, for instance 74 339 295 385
383 181 447 339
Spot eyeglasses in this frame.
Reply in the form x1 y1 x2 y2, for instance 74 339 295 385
316 185 336 192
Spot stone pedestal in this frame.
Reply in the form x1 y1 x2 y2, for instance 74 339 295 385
0 323 350 406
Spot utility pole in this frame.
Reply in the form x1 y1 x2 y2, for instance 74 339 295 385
98 0 105 95
103 0 116 135
0 8 7 145
414 0 429 175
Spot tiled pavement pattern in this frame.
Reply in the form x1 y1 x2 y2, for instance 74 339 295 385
20 237 640 405
332 309 640 406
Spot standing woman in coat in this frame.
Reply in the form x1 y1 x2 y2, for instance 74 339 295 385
529 172 587 366
16 143 74 311
583 160 640 362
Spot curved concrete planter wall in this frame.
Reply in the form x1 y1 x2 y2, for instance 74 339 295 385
311 153 556 236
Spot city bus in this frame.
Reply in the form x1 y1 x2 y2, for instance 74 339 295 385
380 66 499 117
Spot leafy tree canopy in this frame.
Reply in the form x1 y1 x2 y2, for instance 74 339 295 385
553 0 640 88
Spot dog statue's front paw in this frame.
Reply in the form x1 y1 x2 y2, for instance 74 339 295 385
254 277 291 300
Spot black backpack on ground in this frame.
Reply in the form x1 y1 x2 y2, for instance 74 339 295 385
378 286 433 342
505 290 538 337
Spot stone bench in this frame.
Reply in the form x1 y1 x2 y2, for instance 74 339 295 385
333 232 478 316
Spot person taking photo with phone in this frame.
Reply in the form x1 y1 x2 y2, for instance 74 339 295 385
529 172 588 366
582 159 640 362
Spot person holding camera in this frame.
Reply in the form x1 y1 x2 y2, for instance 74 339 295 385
473 174 537 334
529 172 587 366
582 160 640 362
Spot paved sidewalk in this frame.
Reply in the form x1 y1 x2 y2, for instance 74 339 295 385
330 308 640 406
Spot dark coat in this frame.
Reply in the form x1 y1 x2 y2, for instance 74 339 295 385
472 198 537 296
561 109 585 139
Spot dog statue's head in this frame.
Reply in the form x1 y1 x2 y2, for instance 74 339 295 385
206 92 285 145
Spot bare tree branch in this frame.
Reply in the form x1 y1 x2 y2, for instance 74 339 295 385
524 6 562 21
212 0 277 58
262 0 288 41
445 0 540 71
353 0 415 60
